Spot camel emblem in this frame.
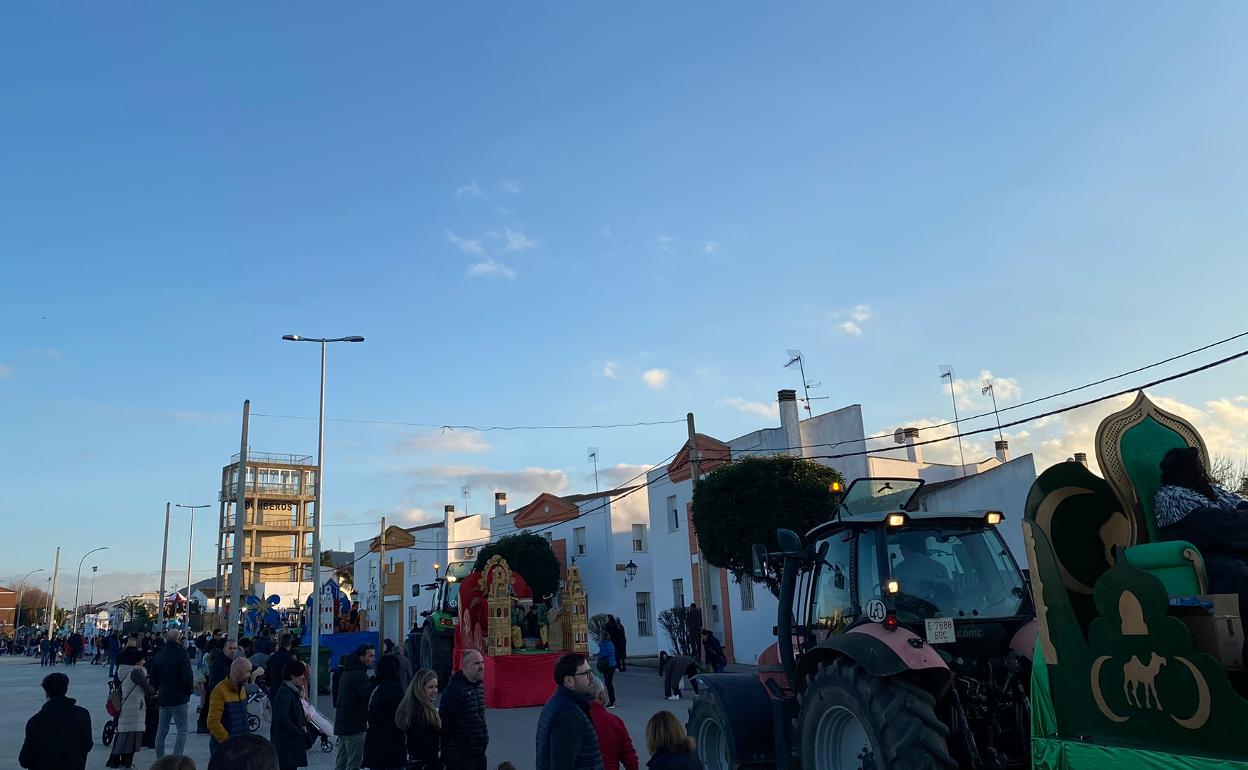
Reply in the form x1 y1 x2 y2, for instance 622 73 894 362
1123 653 1167 711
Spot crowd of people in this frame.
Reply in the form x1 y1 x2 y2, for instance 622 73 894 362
16 626 715 770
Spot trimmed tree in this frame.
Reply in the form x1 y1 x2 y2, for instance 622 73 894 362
692 455 844 596
472 531 562 602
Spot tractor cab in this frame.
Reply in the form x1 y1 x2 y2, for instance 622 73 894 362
809 477 1032 649
419 560 474 689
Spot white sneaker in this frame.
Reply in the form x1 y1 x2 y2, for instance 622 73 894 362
666 695 680 701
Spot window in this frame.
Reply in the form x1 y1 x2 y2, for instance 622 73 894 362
739 576 755 611
574 527 587 556
636 592 653 636
672 578 685 608
667 495 680 532
632 524 647 552
810 531 854 634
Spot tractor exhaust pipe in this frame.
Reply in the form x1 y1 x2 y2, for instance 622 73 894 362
775 528 803 686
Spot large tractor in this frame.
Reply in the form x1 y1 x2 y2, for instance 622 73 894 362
417 560 473 689
688 477 1037 769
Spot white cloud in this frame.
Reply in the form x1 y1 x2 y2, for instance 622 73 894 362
399 431 492 454
704 240 720 255
1206 398 1248 429
456 181 486 199
851 304 872 323
602 361 619 380
447 230 486 256
949 369 1022 410
839 321 863 336
719 397 779 419
467 259 516 279
500 178 521 195
658 236 674 250
0 364 13 379
642 368 670 389
416 465 571 500
591 463 656 489
394 507 434 525
504 227 537 252
45 348 63 360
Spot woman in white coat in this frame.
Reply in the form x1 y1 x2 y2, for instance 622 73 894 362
107 647 154 768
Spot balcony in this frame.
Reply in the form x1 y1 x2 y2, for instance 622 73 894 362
231 451 314 466
219 546 313 562
221 483 313 501
224 513 315 530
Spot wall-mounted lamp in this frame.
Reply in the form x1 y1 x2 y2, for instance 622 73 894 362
623 560 639 587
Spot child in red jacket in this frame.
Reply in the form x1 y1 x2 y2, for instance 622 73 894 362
587 676 639 770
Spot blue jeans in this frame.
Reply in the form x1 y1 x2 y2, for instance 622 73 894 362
156 703 189 758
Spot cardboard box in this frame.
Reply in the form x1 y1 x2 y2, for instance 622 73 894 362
1172 594 1243 671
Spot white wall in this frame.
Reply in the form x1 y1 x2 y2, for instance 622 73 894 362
914 454 1037 567
645 466 696 655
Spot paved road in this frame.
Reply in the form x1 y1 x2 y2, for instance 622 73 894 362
0 655 709 770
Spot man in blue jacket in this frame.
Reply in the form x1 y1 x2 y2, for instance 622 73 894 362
535 653 603 770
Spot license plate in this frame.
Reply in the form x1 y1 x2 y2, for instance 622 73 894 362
924 618 956 644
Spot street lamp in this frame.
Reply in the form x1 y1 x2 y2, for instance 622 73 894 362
89 566 98 607
73 547 108 630
15 568 44 629
623 560 639 587
283 332 365 696
176 504 211 631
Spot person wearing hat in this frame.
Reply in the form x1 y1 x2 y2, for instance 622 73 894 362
148 623 194 759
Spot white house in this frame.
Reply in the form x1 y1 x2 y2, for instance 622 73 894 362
490 486 658 656
646 388 1037 665
353 505 491 645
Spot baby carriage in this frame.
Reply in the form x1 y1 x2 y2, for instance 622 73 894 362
302 696 336 753
244 683 271 733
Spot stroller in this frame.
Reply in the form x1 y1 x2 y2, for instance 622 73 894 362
244 683 271 733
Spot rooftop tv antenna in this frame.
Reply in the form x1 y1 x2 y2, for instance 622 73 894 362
588 447 600 492
939 365 968 476
784 349 827 415
461 485 470 516
982 378 1005 442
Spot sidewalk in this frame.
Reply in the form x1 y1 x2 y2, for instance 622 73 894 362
624 654 759 674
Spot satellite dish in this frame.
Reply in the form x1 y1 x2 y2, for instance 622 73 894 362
894 428 906 445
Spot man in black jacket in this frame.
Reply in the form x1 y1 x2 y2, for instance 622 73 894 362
264 633 295 700
149 624 195 758
440 649 489 770
333 643 375 770
19 672 92 770
535 653 603 770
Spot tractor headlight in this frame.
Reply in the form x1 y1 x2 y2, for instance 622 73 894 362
886 579 900 594
886 513 906 527
985 511 1003 526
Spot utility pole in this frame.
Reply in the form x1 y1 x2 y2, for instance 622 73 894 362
158 503 171 627
228 400 250 641
46 547 61 640
377 516 386 648
940 367 968 477
686 412 706 624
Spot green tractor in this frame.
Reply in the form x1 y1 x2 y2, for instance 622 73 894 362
688 477 1037 769
418 561 473 690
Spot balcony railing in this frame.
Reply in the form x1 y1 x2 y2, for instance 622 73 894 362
230 452 314 466
219 546 313 561
224 514 315 530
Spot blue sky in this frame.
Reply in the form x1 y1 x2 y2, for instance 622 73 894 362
4 3 1248 599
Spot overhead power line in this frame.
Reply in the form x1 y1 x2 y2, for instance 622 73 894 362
251 413 686 432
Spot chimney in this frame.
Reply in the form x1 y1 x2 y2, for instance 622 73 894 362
1074 452 1088 467
904 427 922 465
494 492 508 518
778 389 802 456
995 439 1010 463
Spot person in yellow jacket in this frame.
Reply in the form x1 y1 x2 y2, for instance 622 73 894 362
206 657 252 755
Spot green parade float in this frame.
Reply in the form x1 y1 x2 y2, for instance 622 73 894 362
1023 391 1248 769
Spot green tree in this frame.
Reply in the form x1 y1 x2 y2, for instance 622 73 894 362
119 598 144 622
692 455 844 596
472 532 561 602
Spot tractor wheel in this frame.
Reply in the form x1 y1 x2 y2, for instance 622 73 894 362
420 623 453 690
799 657 955 770
689 692 736 770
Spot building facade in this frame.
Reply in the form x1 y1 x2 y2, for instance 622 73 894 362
0 586 15 635
214 452 318 614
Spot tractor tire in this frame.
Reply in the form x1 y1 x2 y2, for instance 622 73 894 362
420 623 453 691
689 692 739 770
799 657 955 770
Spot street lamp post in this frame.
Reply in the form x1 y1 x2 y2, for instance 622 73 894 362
73 547 109 631
15 569 44 629
89 566 98 607
283 333 364 697
176 504 210 631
